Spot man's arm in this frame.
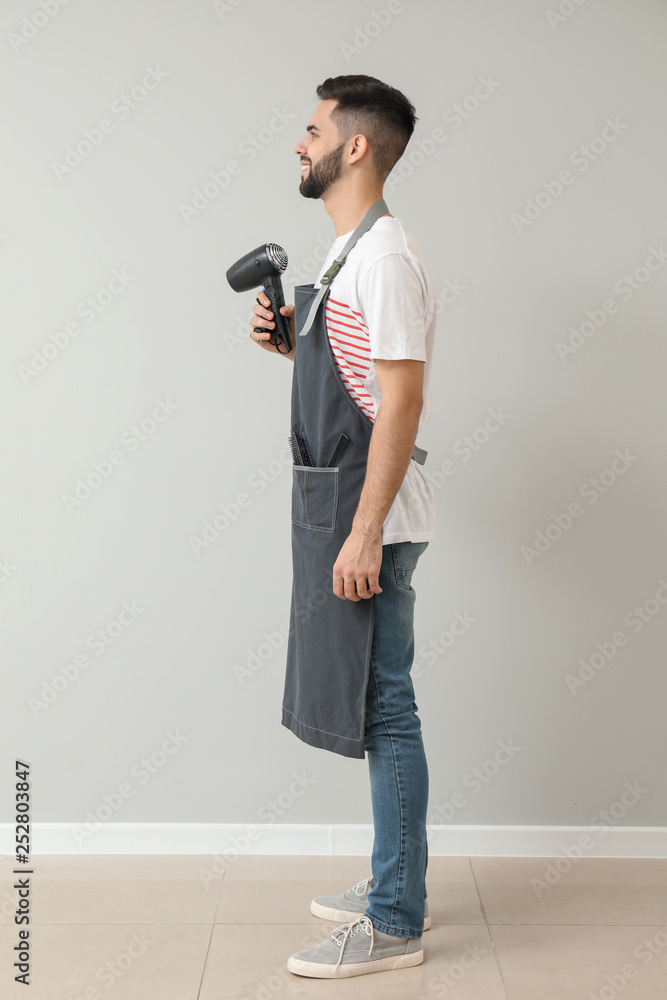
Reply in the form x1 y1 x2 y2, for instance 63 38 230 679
332 357 424 601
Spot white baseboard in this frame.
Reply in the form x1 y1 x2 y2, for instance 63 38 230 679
4 824 667 857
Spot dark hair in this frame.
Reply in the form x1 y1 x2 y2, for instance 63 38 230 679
315 75 418 182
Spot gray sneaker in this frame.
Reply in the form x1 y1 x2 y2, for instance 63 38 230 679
310 875 431 930
288 913 423 978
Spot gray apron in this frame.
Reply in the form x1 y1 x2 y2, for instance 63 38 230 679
281 198 427 759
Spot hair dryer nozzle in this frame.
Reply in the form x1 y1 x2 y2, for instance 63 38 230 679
266 243 288 273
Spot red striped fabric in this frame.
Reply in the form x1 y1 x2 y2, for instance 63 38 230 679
325 296 375 420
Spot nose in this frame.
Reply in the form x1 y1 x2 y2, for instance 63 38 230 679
294 139 306 156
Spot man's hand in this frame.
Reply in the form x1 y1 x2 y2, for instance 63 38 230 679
333 527 383 601
250 291 295 359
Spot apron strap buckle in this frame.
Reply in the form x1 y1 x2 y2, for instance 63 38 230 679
320 259 346 284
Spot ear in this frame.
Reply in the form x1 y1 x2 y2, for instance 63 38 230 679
348 133 370 164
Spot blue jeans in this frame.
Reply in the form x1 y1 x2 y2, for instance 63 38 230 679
363 540 429 939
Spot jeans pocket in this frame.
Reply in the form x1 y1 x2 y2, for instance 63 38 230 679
292 466 339 532
391 541 429 590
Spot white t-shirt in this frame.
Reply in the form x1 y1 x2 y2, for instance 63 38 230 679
312 215 436 544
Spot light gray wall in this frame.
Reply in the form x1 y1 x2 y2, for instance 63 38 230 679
3 0 666 838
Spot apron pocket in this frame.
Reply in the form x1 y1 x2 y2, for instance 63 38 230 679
292 466 339 532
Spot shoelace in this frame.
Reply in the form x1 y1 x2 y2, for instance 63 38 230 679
348 875 374 897
331 914 375 971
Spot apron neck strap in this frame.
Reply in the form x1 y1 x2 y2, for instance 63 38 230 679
298 197 389 338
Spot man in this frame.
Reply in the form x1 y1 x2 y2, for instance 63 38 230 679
249 74 436 978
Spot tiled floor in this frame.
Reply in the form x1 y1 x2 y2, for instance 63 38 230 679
2 853 667 998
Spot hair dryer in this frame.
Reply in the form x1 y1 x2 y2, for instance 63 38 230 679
226 243 292 353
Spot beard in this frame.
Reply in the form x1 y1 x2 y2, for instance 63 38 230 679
299 141 346 199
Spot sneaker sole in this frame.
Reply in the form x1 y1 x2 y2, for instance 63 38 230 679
310 899 431 931
287 948 424 978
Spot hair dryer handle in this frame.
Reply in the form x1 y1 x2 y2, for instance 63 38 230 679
258 276 292 354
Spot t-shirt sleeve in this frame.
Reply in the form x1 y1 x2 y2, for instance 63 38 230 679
359 252 429 361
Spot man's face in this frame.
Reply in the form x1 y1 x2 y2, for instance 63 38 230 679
295 100 347 200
